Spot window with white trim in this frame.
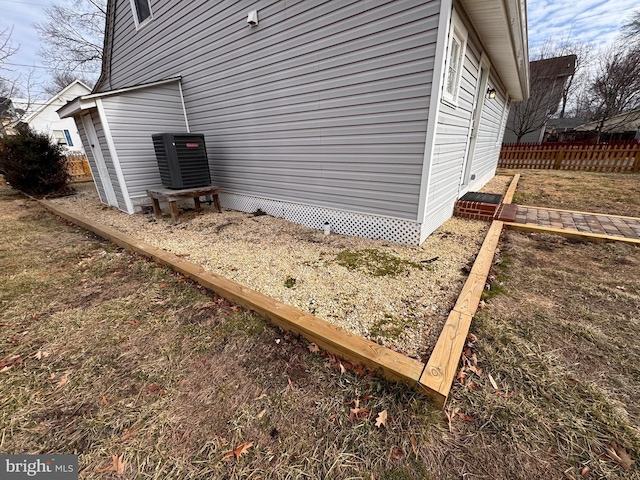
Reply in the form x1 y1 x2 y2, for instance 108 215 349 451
442 10 468 105
53 129 73 146
130 0 152 29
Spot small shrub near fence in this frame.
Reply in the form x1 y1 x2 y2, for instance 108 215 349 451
499 141 640 172
66 151 93 180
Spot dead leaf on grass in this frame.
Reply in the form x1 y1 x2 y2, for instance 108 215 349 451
456 411 475 422
287 377 294 391
580 466 590 478
349 399 370 421
119 426 138 443
488 373 499 390
256 409 266 419
222 442 254 461
604 441 635 471
375 410 387 428
33 350 50 360
339 363 346 374
101 396 108 406
254 393 267 401
308 342 320 353
0 354 22 371
390 447 404 460
95 454 126 475
56 377 68 389
410 435 418 456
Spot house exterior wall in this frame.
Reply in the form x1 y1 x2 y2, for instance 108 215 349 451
98 0 441 222
465 71 509 191
421 23 481 238
91 109 126 210
98 82 189 204
27 82 90 151
74 116 108 203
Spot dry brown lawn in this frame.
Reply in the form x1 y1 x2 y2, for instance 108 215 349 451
1 170 639 479
499 168 640 217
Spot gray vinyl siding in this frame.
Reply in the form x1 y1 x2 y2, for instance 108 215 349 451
466 72 506 190
425 35 480 223
75 115 107 203
91 110 125 209
99 82 189 199
100 0 440 221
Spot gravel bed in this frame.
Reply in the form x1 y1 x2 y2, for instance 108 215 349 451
52 176 511 359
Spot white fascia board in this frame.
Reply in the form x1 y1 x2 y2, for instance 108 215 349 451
57 97 97 119
83 77 183 100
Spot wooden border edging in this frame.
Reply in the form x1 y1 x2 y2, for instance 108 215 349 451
418 174 520 407
502 173 520 204
40 174 520 409
503 222 640 245
40 200 430 396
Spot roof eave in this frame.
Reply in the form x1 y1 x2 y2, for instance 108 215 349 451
461 0 530 101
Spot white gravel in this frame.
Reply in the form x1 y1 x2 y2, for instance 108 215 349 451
51 176 511 359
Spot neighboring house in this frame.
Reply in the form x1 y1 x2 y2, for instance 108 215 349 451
542 117 587 143
574 110 640 142
58 0 529 245
23 81 92 151
503 55 576 144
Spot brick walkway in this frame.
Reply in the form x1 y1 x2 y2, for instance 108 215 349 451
514 206 640 240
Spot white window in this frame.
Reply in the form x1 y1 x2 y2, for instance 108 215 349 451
442 10 468 106
52 129 72 146
130 0 152 29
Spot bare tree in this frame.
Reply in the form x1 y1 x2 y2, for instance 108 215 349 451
43 72 95 96
534 39 593 118
622 9 640 42
35 0 106 82
584 44 640 141
506 54 576 142
0 26 30 137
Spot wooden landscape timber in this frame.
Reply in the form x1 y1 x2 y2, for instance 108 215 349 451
503 221 640 245
40 177 519 408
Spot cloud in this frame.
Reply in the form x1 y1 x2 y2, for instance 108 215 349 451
528 0 640 51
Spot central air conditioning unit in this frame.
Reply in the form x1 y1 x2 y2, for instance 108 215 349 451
152 133 212 189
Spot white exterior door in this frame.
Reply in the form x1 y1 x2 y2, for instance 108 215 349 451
461 63 490 190
81 113 118 207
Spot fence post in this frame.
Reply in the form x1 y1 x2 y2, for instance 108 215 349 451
633 148 640 173
553 148 565 169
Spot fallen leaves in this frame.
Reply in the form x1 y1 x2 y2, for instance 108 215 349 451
222 442 253 461
96 454 126 475
56 377 69 389
0 354 22 372
604 441 635 471
375 410 387 428
308 342 320 353
349 399 370 421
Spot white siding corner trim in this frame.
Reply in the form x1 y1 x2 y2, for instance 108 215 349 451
417 0 451 226
95 98 135 214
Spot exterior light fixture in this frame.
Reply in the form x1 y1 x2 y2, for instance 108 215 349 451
247 10 258 26
486 88 496 99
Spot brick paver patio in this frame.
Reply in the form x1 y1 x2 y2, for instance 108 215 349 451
514 206 640 240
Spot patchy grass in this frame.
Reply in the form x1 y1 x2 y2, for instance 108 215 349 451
334 249 429 277
2 183 639 479
498 168 640 217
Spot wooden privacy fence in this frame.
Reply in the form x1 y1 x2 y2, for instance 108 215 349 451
499 142 640 172
66 151 93 181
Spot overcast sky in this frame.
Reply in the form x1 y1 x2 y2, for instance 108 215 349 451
1 0 640 98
